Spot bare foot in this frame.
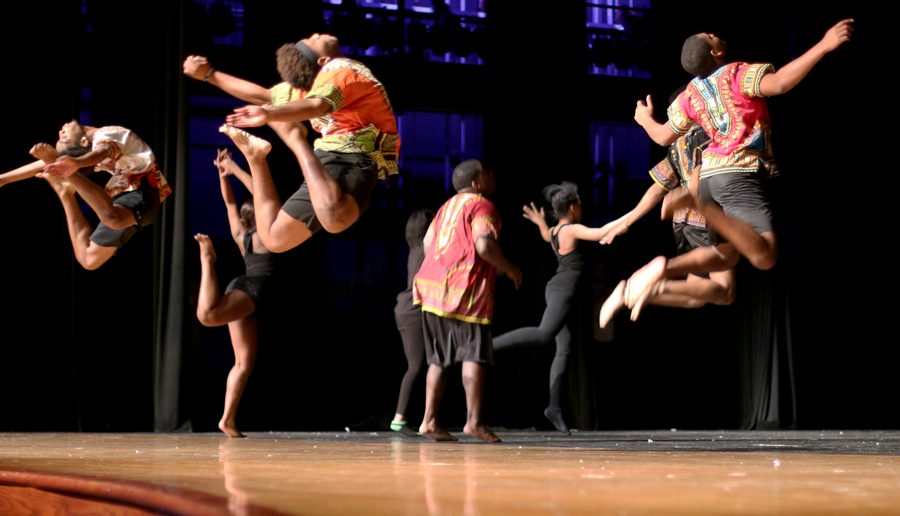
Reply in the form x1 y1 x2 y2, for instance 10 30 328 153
219 125 272 158
626 256 667 321
194 233 217 264
30 142 58 164
463 423 501 443
219 419 246 438
419 423 458 442
598 280 627 329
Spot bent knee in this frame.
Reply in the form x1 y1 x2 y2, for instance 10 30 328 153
76 249 113 270
320 218 354 234
102 209 137 230
749 253 777 271
197 310 227 327
685 298 707 309
78 257 106 271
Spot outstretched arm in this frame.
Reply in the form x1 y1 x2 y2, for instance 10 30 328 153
40 143 116 178
475 237 522 289
215 148 253 193
0 143 60 188
596 183 668 244
522 202 551 243
759 19 854 96
215 149 246 250
0 160 44 188
183 55 272 105
226 97 331 127
634 95 678 146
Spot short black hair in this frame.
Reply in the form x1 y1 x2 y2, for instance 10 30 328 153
452 159 482 192
57 145 90 158
542 181 580 220
405 209 435 248
680 34 719 77
276 43 319 91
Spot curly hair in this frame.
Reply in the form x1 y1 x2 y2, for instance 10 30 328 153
680 34 720 78
542 181 580 221
276 44 318 91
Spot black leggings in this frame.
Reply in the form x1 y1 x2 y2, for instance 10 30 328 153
394 314 426 416
493 276 575 411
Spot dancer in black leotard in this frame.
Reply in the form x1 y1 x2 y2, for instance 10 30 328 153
493 182 616 433
195 149 276 437
390 209 434 434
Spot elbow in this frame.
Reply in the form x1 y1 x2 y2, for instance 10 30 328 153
762 78 789 97
474 238 493 258
655 133 677 147
474 239 489 256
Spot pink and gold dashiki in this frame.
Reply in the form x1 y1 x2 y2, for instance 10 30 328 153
413 193 501 325
667 62 779 181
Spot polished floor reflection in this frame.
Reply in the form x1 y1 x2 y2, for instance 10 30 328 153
2 431 900 514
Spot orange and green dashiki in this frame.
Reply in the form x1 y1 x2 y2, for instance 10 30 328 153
304 58 399 180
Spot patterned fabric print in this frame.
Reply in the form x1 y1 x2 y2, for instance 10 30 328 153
667 62 779 180
649 126 708 226
269 82 305 106
306 58 399 179
93 126 171 202
413 193 500 325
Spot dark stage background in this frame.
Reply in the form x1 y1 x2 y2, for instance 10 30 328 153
1 1 893 433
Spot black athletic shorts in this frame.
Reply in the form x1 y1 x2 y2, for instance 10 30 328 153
281 150 377 233
422 311 493 366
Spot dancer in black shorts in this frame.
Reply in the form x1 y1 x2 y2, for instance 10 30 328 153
195 149 275 438
626 19 854 319
185 32 398 253
599 125 734 327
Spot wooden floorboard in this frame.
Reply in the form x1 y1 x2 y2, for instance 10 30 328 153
2 431 899 514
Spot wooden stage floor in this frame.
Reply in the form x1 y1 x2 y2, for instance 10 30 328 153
2 431 900 514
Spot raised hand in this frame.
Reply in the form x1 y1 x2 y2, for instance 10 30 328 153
820 19 854 52
183 55 212 81
634 94 654 124
522 202 545 226
214 148 234 176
